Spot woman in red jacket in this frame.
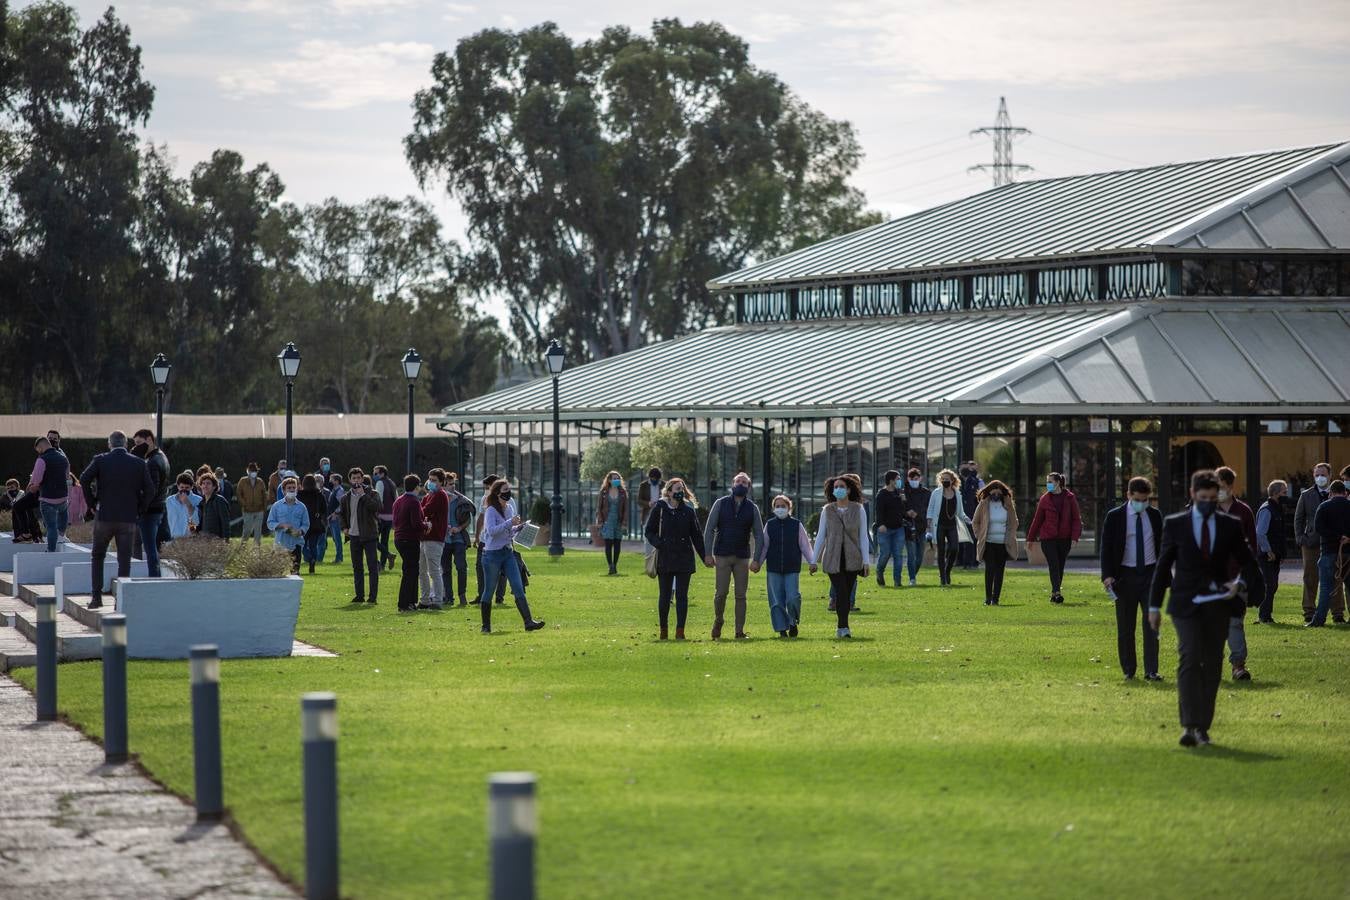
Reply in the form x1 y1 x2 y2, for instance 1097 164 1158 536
1026 471 1082 604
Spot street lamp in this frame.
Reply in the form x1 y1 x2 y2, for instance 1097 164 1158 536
149 353 171 446
401 348 422 476
545 340 566 557
277 342 301 469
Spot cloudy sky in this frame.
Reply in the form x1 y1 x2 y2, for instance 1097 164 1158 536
65 0 1350 316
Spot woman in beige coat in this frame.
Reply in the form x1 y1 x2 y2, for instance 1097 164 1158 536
971 480 1020 606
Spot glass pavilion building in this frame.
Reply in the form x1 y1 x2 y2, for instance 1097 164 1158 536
432 143 1350 549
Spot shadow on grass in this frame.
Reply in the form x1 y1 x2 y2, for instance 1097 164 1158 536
337 602 376 611
1225 679 1283 690
1192 744 1284 763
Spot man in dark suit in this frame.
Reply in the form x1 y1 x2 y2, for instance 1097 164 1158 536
1101 477 1164 682
1149 469 1263 747
80 431 155 609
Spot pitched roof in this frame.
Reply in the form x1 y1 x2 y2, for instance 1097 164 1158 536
710 142 1350 289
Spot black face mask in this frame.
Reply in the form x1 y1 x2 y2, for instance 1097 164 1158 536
500 490 512 500
1194 499 1217 518
989 493 1002 502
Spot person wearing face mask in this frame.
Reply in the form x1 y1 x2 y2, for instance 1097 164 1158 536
596 470 630 575
637 467 664 537
1294 462 1342 623
645 478 707 640
925 469 973 587
1100 477 1164 680
972 480 1020 607
1214 467 1257 680
477 479 545 633
196 473 231 540
418 467 450 608
813 474 870 639
474 474 509 606
318 457 333 480
238 462 269 546
392 474 428 610
901 468 930 586
267 476 310 574
341 469 382 604
0 479 22 512
267 459 287 501
1026 472 1082 604
325 473 346 565
701 471 767 640
215 468 234 505
874 470 908 588
26 435 70 551
1149 469 1263 747
165 473 202 540
130 429 171 572
1309 479 1350 628
763 495 815 638
295 475 328 573
370 465 397 571
439 472 473 607
1253 480 1286 624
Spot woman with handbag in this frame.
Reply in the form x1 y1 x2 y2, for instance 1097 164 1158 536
971 480 1020 606
813 473 870 639
596 470 629 575
763 494 816 638
644 477 707 641
925 469 973 587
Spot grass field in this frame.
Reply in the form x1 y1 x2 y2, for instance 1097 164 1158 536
14 552 1350 899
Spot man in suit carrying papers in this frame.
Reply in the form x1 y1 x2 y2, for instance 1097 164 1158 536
1149 469 1264 748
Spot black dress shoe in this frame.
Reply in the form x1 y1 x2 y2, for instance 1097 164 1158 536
1179 729 1198 747
367 598 377 604
1305 620 1326 628
480 626 491 634
788 624 798 638
350 597 364 604
1123 673 1135 681
524 619 546 632
1196 729 1212 746
88 598 103 610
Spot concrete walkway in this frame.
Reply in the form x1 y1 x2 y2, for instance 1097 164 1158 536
0 675 295 899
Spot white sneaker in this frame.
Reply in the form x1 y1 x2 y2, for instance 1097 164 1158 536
837 627 852 639
909 579 916 587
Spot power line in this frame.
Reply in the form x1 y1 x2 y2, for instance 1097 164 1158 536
1030 133 1145 166
860 133 971 168
968 96 1033 187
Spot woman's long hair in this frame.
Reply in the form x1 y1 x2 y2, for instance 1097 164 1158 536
486 478 513 515
602 471 625 494
832 473 863 503
978 479 1013 502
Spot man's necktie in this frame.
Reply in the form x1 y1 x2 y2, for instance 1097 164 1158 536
1200 516 1211 560
1135 513 1146 567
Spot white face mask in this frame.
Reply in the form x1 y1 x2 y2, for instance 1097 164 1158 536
773 506 790 519
1315 475 1329 488
284 490 297 500
1217 489 1230 502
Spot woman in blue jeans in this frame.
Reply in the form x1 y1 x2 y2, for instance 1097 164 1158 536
478 479 546 634
763 495 816 638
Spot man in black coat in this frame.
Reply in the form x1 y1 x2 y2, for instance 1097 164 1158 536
80 431 155 609
1100 477 1165 682
1149 469 1263 747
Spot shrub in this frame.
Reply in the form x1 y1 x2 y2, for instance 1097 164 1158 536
225 542 295 580
631 426 694 481
0 509 12 533
529 495 552 526
805 509 820 537
160 535 231 580
579 439 632 483
64 521 94 544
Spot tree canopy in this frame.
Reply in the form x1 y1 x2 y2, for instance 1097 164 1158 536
406 18 880 362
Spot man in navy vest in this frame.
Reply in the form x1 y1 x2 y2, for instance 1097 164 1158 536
27 436 70 552
702 472 767 640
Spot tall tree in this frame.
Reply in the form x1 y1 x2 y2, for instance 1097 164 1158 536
406 19 880 363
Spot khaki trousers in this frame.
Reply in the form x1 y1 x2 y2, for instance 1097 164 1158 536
713 556 750 635
1303 545 1344 618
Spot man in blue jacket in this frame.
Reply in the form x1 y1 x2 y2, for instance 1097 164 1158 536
80 431 155 609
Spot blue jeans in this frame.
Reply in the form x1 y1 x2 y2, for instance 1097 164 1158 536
905 535 923 581
1313 553 1339 623
876 529 904 583
766 570 801 632
480 547 526 602
40 500 68 552
303 531 323 565
315 528 328 562
137 511 164 577
327 519 344 562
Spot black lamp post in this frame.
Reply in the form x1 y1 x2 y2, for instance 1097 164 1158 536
545 340 566 556
149 353 171 446
277 342 301 468
401 348 422 476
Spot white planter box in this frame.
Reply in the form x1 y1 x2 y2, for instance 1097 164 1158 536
55 560 152 609
12 548 91 595
0 535 50 573
114 575 303 659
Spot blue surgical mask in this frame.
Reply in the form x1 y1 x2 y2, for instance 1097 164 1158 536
427 482 440 492
908 479 920 489
732 484 748 498
611 479 622 488
833 487 848 500
1128 499 1149 514
1046 482 1056 493
773 506 789 519
322 464 330 473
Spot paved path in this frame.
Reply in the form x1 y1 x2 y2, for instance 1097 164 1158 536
0 675 295 899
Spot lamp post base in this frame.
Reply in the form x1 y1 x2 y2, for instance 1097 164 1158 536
548 496 564 557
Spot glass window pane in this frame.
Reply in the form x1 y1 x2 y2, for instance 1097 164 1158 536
1261 435 1329 506
1169 434 1247 500
1236 259 1281 295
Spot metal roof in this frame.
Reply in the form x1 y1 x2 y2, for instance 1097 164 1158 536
433 299 1350 424
949 300 1350 412
710 143 1349 289
0 414 449 441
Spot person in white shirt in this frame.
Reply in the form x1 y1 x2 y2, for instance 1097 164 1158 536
1101 477 1165 681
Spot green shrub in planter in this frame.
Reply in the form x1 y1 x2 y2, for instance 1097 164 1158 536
529 495 552 526
579 440 631 483
225 542 296 579
160 535 231 580
631 426 694 480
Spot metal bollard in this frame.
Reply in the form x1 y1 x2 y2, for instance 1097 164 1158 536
489 772 537 900
35 596 57 721
101 614 128 763
190 644 223 821
302 692 339 900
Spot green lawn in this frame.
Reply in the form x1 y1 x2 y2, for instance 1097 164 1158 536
14 553 1350 899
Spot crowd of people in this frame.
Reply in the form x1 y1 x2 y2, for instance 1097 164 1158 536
6 431 1349 744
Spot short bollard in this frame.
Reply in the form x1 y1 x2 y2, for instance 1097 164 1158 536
489 772 537 900
101 614 128 763
190 644 223 821
35 596 57 721
302 692 339 900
